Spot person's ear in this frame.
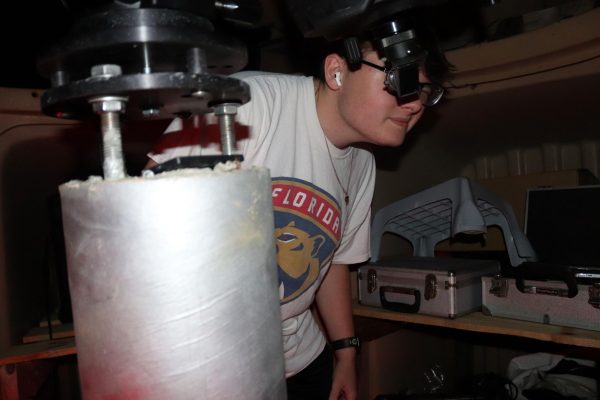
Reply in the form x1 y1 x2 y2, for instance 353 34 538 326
323 54 346 90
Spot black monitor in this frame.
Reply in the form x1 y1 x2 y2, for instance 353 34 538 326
525 185 600 270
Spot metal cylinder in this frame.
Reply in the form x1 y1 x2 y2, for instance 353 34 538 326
59 168 285 400
99 111 126 180
214 103 238 156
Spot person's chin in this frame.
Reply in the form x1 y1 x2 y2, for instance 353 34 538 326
378 130 407 147
378 122 410 146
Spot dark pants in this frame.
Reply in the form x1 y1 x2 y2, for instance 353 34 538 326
286 346 333 400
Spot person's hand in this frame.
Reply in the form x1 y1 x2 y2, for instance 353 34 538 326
329 348 357 400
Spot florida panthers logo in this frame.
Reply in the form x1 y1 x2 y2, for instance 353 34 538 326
272 178 341 304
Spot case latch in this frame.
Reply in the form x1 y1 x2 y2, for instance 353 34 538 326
490 275 508 298
424 273 437 300
589 284 600 309
367 269 378 294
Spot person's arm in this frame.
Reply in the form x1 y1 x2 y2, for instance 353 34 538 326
315 263 357 400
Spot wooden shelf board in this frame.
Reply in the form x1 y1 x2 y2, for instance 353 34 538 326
0 338 76 366
22 323 75 344
353 303 600 349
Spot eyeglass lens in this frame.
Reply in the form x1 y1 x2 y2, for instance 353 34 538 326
361 60 444 106
388 71 444 106
418 83 444 107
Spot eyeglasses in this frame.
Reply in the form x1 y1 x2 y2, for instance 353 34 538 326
361 60 445 107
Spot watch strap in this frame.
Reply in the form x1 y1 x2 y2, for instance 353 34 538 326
330 336 360 351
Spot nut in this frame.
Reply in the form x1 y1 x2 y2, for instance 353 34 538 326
90 64 122 78
142 107 161 117
88 96 127 114
213 103 238 116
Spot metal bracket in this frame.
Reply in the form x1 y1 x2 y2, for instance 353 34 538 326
490 276 508 298
424 273 437 300
367 269 378 294
589 284 600 309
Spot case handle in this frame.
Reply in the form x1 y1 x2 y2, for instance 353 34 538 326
379 286 421 313
516 263 578 298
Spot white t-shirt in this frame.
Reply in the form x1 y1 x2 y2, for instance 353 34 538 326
148 72 376 376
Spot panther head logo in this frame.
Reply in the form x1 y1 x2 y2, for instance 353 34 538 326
275 221 325 300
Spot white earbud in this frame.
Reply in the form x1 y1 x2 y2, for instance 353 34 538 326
334 72 342 87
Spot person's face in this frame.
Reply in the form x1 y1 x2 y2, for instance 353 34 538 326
337 50 427 147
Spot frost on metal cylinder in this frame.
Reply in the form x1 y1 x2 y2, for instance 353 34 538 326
59 167 285 400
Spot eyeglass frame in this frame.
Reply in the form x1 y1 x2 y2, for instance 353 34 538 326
360 59 445 107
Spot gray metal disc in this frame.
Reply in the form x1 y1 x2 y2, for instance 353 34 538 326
37 8 248 80
41 72 250 120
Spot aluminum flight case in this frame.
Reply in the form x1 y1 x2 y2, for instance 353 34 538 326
358 257 500 318
482 273 600 332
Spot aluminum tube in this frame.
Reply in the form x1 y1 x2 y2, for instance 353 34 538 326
60 167 285 400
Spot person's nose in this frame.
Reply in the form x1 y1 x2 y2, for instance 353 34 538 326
400 97 424 114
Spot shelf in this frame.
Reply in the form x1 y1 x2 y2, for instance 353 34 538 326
0 323 76 366
353 302 600 350
446 8 600 97
22 323 74 344
0 338 76 366
3 307 597 367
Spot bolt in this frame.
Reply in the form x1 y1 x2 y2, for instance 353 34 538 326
51 70 69 87
86 95 128 179
91 100 125 114
213 103 239 116
88 96 127 114
214 103 239 156
99 111 126 180
187 47 207 74
142 107 161 118
90 64 122 79
215 2 239 11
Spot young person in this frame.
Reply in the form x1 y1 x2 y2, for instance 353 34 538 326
146 19 451 400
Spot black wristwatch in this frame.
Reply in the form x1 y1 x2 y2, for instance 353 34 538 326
330 336 360 351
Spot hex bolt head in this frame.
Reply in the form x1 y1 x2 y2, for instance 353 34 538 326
213 103 239 116
88 96 128 114
141 107 161 118
90 64 123 78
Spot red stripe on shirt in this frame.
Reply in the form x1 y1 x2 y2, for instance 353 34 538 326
151 116 249 155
